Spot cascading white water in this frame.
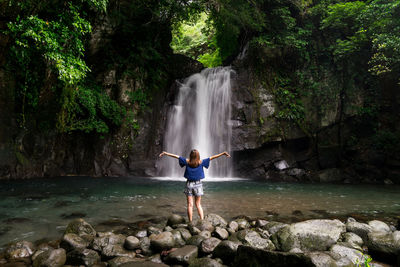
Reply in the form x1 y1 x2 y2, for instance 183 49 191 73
161 67 232 177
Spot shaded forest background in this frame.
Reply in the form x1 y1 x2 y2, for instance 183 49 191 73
0 0 399 182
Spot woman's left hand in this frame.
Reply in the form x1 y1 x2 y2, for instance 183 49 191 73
224 151 231 158
159 151 166 157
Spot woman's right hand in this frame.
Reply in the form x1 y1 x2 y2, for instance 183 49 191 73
159 151 166 157
224 151 231 158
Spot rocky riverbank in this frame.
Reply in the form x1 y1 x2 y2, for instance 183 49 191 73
1 214 399 267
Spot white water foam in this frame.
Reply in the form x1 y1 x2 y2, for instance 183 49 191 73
150 177 247 182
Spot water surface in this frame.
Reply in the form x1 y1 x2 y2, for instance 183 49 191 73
0 176 399 249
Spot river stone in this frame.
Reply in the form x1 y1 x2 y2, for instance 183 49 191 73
199 230 212 239
134 230 148 239
237 230 275 250
119 261 169 267
165 245 198 265
164 226 173 232
149 231 175 251
272 219 346 252
342 232 363 250
139 237 153 256
274 160 289 170
65 218 96 242
176 228 192 241
329 244 364 266
205 214 228 227
367 230 400 263
368 220 391 233
262 221 288 235
31 244 53 261
125 236 140 250
256 228 270 239
305 252 337 267
201 237 221 254
66 248 100 266
256 219 269 228
214 227 229 240
61 233 89 251
188 224 201 235
213 240 240 264
234 246 315 267
196 220 215 232
33 248 66 267
108 256 139 267
6 241 35 260
167 214 185 226
92 232 135 258
147 226 162 236
346 221 372 242
228 221 239 232
171 229 186 247
188 257 223 267
186 235 205 247
236 218 250 230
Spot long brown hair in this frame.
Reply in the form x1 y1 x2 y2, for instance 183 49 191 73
188 149 201 168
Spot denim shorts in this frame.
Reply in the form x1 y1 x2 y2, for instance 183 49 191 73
184 180 204 196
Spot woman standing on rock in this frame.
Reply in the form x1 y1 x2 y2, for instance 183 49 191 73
159 149 230 222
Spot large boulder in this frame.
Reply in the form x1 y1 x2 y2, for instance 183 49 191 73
32 248 66 267
5 241 35 260
165 245 198 265
213 240 241 264
367 230 400 264
234 246 315 267
272 219 346 252
66 248 100 266
65 219 96 242
205 214 228 228
92 232 135 258
149 232 175 251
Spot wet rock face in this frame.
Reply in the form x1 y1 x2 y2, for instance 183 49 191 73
272 219 346 252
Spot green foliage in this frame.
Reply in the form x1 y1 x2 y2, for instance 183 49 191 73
171 12 222 67
273 78 305 122
355 252 372 267
57 82 126 134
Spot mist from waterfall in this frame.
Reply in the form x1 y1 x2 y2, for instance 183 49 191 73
161 67 232 178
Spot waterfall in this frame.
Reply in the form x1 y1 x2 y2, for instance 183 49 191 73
161 67 232 178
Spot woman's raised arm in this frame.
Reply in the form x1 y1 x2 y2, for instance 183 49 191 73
210 151 231 160
159 151 180 159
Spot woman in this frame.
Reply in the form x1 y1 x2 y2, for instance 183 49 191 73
159 149 230 222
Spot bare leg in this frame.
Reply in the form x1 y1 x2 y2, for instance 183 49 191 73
187 196 194 222
195 196 204 220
